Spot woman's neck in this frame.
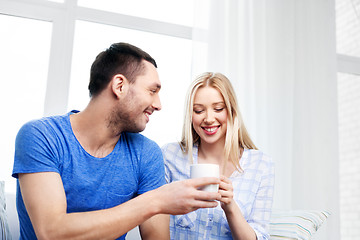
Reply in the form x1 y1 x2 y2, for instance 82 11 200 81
197 139 237 177
198 141 225 165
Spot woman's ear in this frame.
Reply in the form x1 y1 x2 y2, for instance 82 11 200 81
111 74 127 98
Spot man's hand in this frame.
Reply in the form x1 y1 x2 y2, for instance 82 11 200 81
152 177 221 215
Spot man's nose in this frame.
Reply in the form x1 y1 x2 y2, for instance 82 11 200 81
153 94 162 111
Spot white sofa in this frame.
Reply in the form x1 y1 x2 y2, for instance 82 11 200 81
5 192 19 240
3 190 329 240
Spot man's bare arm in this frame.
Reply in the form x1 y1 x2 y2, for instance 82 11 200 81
19 172 220 240
139 214 170 240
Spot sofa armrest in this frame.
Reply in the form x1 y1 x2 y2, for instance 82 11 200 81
5 192 19 240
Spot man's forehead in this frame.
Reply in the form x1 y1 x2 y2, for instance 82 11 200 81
135 63 161 87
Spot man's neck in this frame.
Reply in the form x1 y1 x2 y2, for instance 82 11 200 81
69 101 121 158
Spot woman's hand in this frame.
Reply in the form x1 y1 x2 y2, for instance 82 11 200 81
218 175 236 212
219 175 257 240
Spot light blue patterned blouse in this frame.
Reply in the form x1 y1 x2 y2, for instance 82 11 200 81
162 142 275 240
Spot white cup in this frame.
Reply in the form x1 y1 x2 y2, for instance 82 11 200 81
190 164 220 192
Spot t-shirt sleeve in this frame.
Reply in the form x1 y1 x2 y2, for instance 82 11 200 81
136 138 166 194
12 120 61 178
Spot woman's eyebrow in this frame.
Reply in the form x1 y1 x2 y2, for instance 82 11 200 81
193 102 225 107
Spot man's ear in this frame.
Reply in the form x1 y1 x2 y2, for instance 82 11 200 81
111 74 127 98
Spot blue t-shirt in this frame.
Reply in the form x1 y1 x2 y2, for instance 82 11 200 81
12 111 166 240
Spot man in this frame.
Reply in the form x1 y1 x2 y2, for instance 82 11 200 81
12 42 220 240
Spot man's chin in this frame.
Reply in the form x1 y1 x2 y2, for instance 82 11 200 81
126 125 146 133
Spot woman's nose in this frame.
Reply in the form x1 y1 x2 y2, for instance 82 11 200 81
204 111 215 124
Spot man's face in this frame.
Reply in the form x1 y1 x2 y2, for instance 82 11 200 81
109 61 162 133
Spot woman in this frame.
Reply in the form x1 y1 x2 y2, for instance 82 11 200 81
162 72 274 240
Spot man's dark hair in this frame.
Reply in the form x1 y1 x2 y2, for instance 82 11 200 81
88 42 157 97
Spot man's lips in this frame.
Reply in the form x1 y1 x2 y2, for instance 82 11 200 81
144 111 152 122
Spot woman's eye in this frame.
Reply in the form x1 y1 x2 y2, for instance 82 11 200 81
215 108 224 112
194 110 203 114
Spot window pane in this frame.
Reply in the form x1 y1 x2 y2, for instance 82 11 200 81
0 14 52 192
338 73 360 240
336 0 360 57
78 0 194 27
69 20 193 146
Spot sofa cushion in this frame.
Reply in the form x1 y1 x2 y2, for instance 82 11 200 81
269 209 330 240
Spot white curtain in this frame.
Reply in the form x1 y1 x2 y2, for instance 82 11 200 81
192 0 340 239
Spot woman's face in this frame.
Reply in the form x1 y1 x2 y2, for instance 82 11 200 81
192 86 228 146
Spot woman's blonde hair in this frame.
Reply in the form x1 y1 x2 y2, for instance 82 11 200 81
180 72 257 172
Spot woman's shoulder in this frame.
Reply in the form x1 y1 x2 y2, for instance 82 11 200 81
244 148 271 160
161 142 183 153
161 142 189 162
242 148 274 169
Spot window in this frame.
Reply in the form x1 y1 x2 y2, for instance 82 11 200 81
337 73 360 240
0 14 52 192
0 0 196 193
336 0 360 239
336 0 360 57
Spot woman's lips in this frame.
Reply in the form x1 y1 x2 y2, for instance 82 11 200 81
202 126 220 135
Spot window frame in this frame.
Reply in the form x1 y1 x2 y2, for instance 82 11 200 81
337 54 360 75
